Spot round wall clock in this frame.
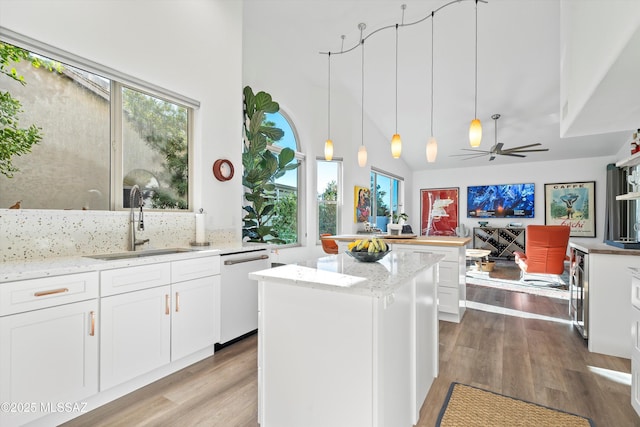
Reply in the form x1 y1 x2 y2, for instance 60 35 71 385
212 159 234 181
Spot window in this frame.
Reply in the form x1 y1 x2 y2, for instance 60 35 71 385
0 33 195 211
317 159 341 239
370 169 404 232
265 111 304 245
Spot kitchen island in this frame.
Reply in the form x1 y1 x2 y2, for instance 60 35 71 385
324 234 470 322
249 251 443 427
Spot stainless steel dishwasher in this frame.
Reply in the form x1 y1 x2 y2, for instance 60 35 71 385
216 248 270 349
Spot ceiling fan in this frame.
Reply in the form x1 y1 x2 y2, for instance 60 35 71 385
453 114 549 161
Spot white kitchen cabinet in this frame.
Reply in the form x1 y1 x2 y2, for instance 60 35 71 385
171 275 219 361
393 243 466 322
631 269 640 417
0 272 99 427
100 255 220 391
100 285 172 390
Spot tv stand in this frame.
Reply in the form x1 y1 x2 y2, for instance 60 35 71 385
473 227 526 259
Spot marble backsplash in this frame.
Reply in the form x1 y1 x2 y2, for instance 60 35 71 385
0 209 239 262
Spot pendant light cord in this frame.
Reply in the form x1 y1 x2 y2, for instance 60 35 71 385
361 26 365 148
474 0 478 119
327 52 331 139
430 11 434 136
395 23 398 134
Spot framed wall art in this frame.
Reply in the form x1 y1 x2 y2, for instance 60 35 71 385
354 186 371 223
544 181 596 237
420 187 459 236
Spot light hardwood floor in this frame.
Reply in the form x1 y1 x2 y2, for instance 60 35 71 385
63 284 639 427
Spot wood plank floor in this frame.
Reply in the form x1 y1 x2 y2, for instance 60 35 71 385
63 284 639 427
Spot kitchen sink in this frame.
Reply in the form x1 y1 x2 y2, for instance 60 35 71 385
85 248 197 261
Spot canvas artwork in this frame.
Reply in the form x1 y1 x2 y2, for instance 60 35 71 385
420 188 459 236
354 186 371 223
544 181 596 237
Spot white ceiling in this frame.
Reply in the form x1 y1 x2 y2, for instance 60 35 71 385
244 0 639 171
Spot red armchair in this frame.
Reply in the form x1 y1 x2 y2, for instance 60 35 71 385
514 225 570 281
320 234 339 254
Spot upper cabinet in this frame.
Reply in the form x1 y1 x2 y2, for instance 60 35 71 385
560 1 640 138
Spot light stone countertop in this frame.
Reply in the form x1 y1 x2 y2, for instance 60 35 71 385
569 240 640 255
0 241 273 284
249 251 444 298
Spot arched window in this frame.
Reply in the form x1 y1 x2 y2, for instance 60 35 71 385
264 111 305 245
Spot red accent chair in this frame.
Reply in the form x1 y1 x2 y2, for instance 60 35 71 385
320 234 339 255
514 225 570 283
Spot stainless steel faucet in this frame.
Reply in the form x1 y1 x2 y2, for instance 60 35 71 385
129 185 149 251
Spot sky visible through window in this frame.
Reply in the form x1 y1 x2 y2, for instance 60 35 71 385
266 112 297 188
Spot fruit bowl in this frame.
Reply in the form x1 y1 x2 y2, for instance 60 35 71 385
345 249 391 263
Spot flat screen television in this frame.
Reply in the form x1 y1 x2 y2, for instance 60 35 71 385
467 183 535 218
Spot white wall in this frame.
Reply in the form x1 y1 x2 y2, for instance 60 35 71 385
412 155 615 246
0 0 245 260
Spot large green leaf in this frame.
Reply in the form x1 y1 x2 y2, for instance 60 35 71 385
243 86 256 118
261 125 284 142
255 91 279 113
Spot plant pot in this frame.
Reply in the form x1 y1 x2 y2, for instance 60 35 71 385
388 224 402 235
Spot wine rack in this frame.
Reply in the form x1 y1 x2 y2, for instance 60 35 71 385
473 227 526 259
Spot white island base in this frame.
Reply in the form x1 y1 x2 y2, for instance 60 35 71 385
250 251 442 427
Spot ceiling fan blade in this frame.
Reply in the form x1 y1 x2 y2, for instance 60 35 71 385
458 148 492 154
500 143 542 152
500 153 527 158
489 154 496 161
494 142 504 153
450 153 491 160
508 148 549 153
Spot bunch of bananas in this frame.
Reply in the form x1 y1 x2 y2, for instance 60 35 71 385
347 237 388 253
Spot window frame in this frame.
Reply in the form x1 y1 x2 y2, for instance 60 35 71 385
316 157 343 242
0 27 197 212
265 109 305 247
371 167 405 223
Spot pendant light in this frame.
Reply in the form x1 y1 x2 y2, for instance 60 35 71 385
426 11 438 163
469 0 482 148
324 52 333 161
358 23 368 168
391 12 403 159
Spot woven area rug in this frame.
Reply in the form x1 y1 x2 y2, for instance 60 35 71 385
437 383 594 427
466 260 570 299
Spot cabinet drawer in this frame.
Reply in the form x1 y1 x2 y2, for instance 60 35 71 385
101 263 171 297
0 272 98 316
394 245 459 262
633 277 640 310
172 255 220 283
633 306 640 353
438 286 458 314
437 262 458 289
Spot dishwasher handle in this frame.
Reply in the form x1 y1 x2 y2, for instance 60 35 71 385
224 254 269 265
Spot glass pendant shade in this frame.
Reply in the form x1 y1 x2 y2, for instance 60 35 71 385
469 118 482 147
391 134 402 158
324 139 333 161
358 145 367 167
426 136 438 163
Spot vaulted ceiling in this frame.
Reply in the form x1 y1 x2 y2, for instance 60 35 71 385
244 0 640 171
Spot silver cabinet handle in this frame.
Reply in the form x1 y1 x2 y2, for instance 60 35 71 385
224 254 269 265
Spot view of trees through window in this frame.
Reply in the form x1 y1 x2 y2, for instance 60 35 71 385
0 40 192 210
264 112 303 245
317 160 340 238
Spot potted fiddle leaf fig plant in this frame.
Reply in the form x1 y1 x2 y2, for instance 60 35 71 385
242 86 299 244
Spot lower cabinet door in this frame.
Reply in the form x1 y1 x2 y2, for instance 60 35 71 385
171 275 219 360
100 286 171 391
0 300 98 427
